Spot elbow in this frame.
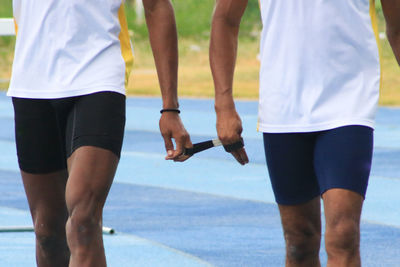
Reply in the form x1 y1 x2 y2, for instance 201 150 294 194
386 26 400 65
143 0 166 14
212 1 246 28
386 25 400 42
224 16 242 28
213 13 242 28
386 29 400 56
143 0 174 20
212 15 242 34
143 5 155 17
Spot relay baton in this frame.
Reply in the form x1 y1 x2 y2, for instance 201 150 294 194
183 138 244 156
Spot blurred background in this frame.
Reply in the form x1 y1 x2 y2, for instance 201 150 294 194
0 0 399 104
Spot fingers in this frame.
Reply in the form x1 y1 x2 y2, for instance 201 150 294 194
219 137 248 165
161 125 192 161
173 132 193 162
163 136 191 162
162 135 175 160
230 147 249 165
160 113 193 162
215 109 247 164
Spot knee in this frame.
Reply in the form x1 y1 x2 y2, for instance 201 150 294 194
36 233 67 254
65 184 108 248
325 219 359 254
66 209 101 244
34 222 68 253
284 227 321 263
65 196 103 247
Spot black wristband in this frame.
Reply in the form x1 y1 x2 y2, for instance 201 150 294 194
160 108 180 114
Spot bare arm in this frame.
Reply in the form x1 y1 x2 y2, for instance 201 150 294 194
210 0 249 165
143 0 192 161
381 0 400 65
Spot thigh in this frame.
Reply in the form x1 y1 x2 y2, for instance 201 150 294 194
322 188 363 225
21 170 68 227
65 91 126 158
263 132 320 205
12 97 67 173
66 146 119 215
314 126 373 198
64 92 125 213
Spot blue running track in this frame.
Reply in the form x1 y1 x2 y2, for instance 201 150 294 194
0 92 399 266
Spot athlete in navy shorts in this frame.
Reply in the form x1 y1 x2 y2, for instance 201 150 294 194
209 0 400 266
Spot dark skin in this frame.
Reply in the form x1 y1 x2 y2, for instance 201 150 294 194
382 0 400 65
21 170 70 267
210 0 399 266
21 0 191 266
144 0 192 161
209 0 249 165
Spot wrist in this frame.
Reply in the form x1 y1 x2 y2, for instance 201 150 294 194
160 108 180 114
215 93 236 113
162 98 179 110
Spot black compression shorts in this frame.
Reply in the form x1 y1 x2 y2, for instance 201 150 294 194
12 91 126 174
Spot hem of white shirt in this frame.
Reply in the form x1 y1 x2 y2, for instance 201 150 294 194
258 119 375 133
6 85 125 99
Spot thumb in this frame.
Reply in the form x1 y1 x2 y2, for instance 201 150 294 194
163 136 175 158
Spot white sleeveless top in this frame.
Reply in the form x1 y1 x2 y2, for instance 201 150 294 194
258 0 380 133
8 0 133 99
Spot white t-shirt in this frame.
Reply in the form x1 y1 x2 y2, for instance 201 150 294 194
258 0 380 133
8 0 133 99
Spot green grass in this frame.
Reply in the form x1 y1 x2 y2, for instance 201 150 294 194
0 0 14 87
125 0 261 40
0 0 12 17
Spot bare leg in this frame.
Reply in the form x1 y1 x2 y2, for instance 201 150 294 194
278 197 322 267
65 146 118 267
323 189 363 267
21 170 70 267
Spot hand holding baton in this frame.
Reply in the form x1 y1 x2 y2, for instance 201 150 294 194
183 138 244 156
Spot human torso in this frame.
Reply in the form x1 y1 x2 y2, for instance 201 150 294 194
258 0 380 133
8 0 133 99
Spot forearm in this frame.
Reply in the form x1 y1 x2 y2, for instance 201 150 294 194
381 0 400 65
387 28 400 65
208 0 250 165
144 0 179 108
210 18 239 112
210 0 248 112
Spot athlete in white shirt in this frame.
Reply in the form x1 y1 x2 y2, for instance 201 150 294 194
209 0 400 266
9 0 192 266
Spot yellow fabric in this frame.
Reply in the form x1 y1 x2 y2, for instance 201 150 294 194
256 0 261 132
118 4 134 86
369 0 382 90
13 18 18 35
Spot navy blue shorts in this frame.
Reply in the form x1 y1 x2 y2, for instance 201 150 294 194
263 126 373 205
